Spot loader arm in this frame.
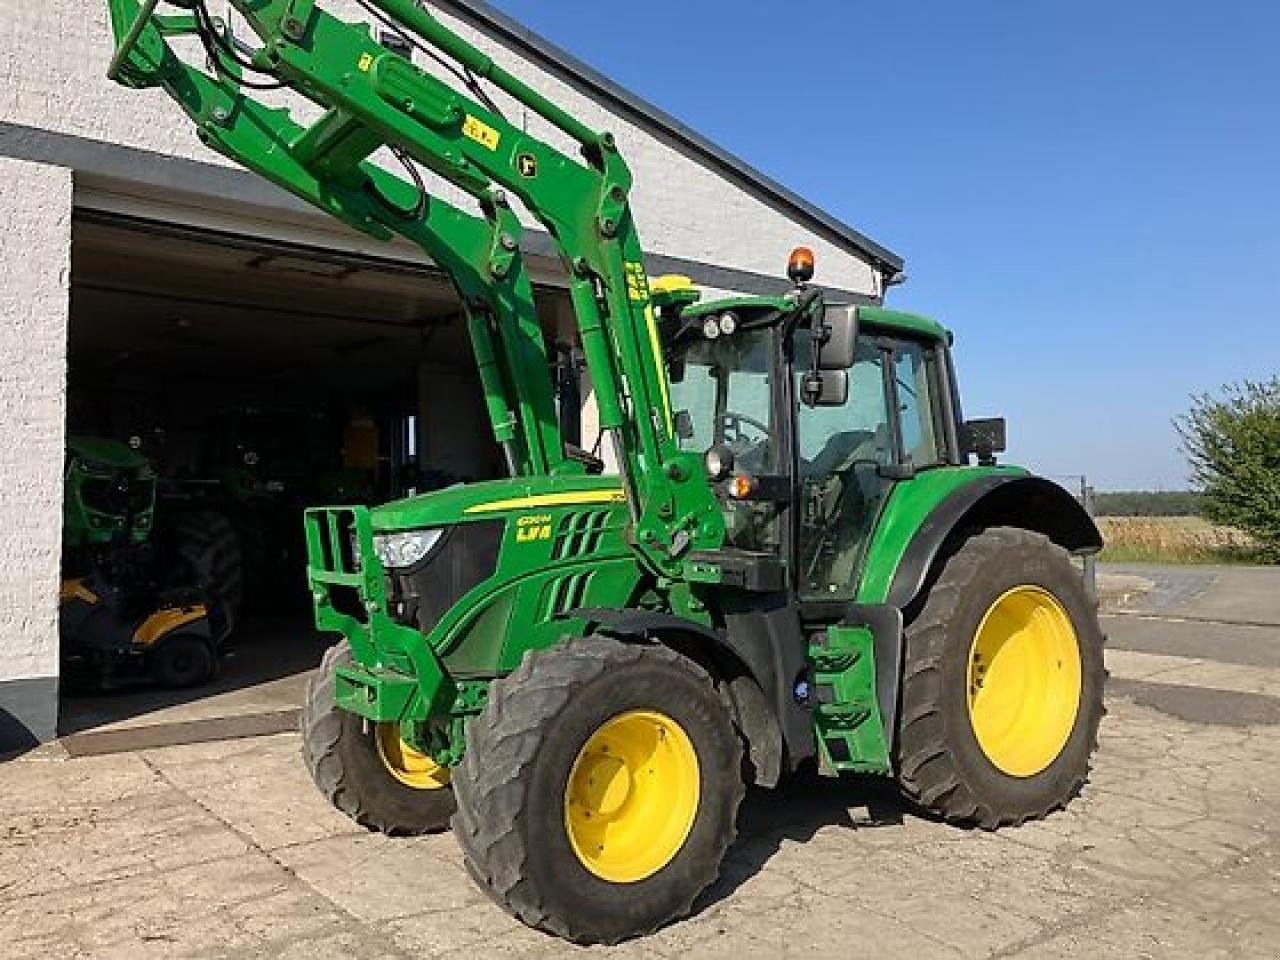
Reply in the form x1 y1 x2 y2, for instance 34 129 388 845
105 0 726 576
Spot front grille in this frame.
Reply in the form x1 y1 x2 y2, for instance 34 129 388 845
81 473 155 516
387 521 504 633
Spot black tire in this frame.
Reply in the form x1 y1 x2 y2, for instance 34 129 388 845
896 527 1105 829
300 642 455 836
151 634 217 689
173 511 244 625
452 637 743 945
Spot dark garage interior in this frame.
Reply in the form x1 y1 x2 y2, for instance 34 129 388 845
58 211 563 737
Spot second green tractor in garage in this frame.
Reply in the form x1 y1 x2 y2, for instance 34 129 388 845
107 0 1105 944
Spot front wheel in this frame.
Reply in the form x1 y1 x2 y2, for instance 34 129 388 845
896 527 1105 828
151 634 217 689
452 638 743 945
301 642 455 835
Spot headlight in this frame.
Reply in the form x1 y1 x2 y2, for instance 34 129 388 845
373 529 445 570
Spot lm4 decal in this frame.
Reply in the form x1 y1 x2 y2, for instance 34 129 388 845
515 514 553 544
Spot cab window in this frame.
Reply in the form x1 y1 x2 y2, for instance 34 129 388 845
893 341 943 468
668 328 781 552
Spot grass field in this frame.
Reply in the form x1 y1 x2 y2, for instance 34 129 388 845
1097 516 1260 564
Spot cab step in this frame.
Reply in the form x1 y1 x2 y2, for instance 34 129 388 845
810 625 891 775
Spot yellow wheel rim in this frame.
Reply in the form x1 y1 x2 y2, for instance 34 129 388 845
564 710 700 884
375 723 451 791
967 586 1083 778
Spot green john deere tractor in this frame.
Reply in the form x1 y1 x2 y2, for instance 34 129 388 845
61 437 239 689
106 1 1105 944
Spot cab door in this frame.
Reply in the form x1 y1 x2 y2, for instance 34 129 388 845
792 332 946 601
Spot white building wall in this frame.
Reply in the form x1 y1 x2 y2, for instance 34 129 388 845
0 158 72 747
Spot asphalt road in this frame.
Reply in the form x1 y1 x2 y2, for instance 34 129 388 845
1100 563 1280 727
1102 563 1280 626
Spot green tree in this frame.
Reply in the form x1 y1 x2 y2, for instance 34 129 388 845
1176 377 1280 562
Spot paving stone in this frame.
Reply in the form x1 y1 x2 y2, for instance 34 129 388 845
0 751 162 813
0 780 250 899
274 832 485 923
0 850 403 960
140 733 366 850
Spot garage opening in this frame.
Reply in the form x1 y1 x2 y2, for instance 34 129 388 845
58 211 569 738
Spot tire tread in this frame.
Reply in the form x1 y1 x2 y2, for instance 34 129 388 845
896 527 1105 829
452 637 743 945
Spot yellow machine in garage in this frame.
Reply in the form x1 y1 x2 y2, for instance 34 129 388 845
60 437 235 689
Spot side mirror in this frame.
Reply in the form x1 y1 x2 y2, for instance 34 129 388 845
818 305 858 370
802 369 849 408
961 417 1007 465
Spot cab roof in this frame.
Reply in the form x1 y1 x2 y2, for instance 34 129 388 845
857 306 950 343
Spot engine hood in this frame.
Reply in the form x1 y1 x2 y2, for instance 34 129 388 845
370 474 627 533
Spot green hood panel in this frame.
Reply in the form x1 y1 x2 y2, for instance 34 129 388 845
371 474 626 532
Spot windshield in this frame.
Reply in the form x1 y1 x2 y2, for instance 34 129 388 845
668 328 780 552
668 329 777 474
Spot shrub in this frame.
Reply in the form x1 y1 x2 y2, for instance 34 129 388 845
1176 377 1280 563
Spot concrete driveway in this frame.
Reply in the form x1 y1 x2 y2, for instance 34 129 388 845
3 564 1278 959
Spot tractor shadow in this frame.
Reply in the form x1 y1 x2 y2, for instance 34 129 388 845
694 767 913 913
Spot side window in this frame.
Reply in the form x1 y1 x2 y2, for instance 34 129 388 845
794 338 895 600
893 342 942 468
796 341 893 474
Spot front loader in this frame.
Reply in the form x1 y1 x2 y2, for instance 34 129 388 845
105 1 1106 944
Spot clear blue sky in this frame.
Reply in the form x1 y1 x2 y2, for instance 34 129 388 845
485 0 1280 490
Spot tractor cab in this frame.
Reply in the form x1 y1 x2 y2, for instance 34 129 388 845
661 252 975 601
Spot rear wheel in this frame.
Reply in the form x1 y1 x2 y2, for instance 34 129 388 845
452 638 742 945
301 642 455 835
896 527 1104 828
173 511 244 626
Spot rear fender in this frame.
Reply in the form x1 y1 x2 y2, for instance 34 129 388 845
133 607 214 648
886 475 1102 611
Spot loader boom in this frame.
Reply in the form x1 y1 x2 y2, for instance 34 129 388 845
105 0 726 575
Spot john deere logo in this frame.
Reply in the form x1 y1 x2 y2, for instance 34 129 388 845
517 153 538 178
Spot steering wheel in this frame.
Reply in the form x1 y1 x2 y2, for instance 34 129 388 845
719 411 771 447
